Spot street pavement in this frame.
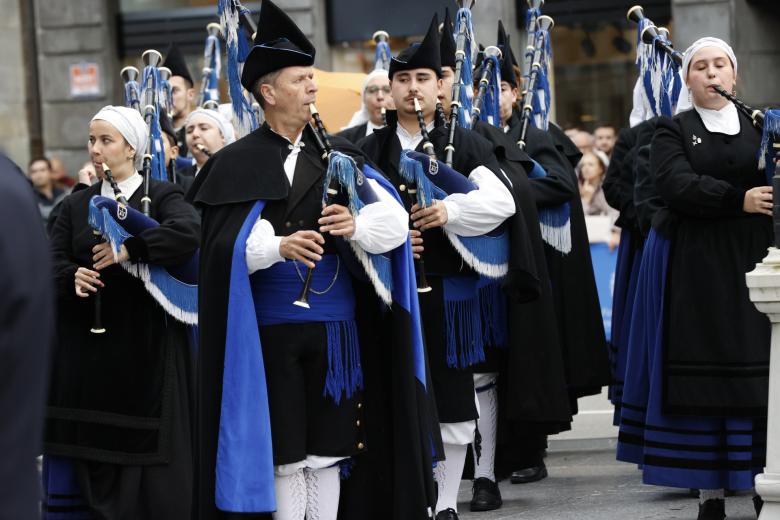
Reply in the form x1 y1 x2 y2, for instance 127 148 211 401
456 390 759 520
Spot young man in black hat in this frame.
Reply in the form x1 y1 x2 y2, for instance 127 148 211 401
436 15 574 513
188 2 439 519
163 42 196 157
359 14 531 520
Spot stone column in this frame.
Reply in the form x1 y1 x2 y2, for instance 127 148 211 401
0 0 31 167
746 248 780 518
35 0 121 179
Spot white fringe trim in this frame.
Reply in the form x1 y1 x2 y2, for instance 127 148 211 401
348 242 393 306
121 261 199 325
540 220 572 255
444 231 508 279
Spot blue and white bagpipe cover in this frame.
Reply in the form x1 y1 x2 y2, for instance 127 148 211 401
322 152 394 304
634 19 682 118
398 150 509 279
218 0 258 137
88 195 198 325
759 109 780 183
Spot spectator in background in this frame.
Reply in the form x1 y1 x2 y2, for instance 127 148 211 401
578 149 620 249
46 161 98 235
594 125 617 157
28 157 66 226
564 126 581 140
49 156 76 190
572 130 595 156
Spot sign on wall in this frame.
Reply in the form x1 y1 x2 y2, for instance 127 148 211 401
69 62 101 98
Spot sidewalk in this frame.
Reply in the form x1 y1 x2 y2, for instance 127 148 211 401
457 390 758 519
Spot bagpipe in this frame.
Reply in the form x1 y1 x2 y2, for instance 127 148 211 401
293 104 396 307
515 14 554 150
470 45 502 128
373 30 391 126
89 49 201 327
628 5 780 243
445 0 477 166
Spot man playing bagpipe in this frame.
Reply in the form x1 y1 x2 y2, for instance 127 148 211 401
359 14 542 520
432 16 575 511
187 2 440 519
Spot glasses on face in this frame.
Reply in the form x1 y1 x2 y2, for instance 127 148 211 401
366 85 391 95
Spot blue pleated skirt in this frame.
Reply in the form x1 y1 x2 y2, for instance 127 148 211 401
609 229 643 425
42 456 92 519
616 229 766 490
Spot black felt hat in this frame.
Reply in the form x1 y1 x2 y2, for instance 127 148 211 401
159 112 176 141
163 42 194 86
240 0 316 91
439 8 456 70
497 21 519 87
389 13 442 79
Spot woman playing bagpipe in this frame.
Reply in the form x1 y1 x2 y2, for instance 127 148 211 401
620 36 772 520
43 105 200 518
186 2 440 519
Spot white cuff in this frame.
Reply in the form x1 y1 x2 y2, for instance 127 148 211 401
246 218 285 274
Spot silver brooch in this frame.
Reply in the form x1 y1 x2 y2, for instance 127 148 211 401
692 134 702 146
356 171 364 186
117 204 128 221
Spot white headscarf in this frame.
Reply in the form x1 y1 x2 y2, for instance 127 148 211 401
91 106 148 170
681 37 737 83
185 108 237 145
342 69 390 130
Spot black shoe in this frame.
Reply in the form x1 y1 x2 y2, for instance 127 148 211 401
510 462 548 484
435 508 459 520
753 495 763 517
470 477 503 512
697 498 726 520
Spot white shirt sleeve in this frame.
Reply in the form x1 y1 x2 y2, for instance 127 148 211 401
246 218 284 274
441 165 516 237
349 178 409 254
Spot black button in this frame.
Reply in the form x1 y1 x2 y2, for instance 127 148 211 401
285 221 292 228
298 220 305 226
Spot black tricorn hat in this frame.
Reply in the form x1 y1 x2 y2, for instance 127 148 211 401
389 13 442 79
163 43 194 86
439 8 456 70
240 0 316 91
497 21 519 87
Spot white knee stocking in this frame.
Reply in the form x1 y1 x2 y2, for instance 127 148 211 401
303 465 341 520
473 381 498 482
434 442 468 514
272 468 307 520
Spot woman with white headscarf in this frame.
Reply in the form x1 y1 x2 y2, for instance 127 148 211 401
42 105 200 518
336 69 394 144
619 38 770 520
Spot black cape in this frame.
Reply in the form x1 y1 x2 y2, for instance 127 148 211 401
507 112 611 400
336 122 369 144
187 123 439 520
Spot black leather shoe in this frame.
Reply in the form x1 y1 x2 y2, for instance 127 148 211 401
470 477 502 512
753 495 763 517
510 462 548 484
697 498 726 520
435 508 459 520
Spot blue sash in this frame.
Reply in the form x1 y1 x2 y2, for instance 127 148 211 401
250 256 362 403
